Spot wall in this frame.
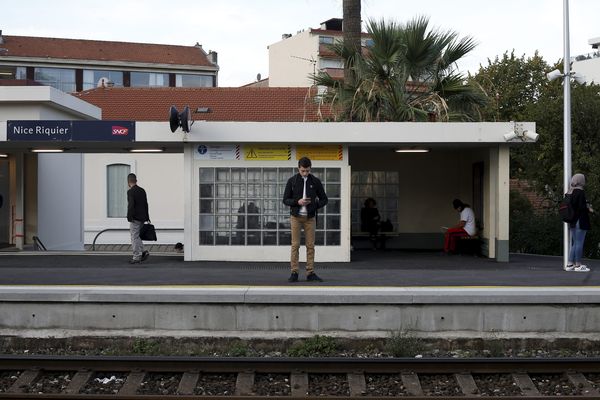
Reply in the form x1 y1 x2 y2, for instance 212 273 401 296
84 153 184 245
268 31 318 87
573 56 600 84
37 153 84 250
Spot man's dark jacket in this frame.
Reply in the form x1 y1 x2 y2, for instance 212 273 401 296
282 173 328 217
127 185 149 222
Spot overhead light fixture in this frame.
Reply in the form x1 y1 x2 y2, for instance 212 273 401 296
31 149 64 153
394 148 429 153
0 153 8 158
129 148 164 153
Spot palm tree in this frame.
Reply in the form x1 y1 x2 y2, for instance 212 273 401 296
314 16 487 122
342 0 362 85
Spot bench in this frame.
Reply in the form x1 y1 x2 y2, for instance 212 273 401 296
351 231 400 250
455 235 481 256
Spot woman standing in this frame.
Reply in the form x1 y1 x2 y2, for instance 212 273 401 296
565 173 592 272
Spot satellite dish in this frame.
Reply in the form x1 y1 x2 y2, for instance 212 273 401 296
168 105 192 133
97 77 113 87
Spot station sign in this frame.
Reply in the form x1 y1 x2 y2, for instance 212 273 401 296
7 120 136 141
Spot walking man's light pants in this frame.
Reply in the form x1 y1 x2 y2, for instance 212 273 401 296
130 220 145 261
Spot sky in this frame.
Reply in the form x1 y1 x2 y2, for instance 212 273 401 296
2 0 598 87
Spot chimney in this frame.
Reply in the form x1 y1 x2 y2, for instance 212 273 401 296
208 50 218 65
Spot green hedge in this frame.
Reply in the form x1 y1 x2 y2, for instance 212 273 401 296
510 191 600 258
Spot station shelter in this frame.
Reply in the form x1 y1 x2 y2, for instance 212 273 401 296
0 86 537 262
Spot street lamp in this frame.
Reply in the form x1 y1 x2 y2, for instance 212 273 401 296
546 0 577 269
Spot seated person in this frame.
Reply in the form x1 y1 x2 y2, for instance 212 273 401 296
443 198 476 254
361 197 382 249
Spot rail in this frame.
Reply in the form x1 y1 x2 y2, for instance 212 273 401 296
1 355 600 398
32 236 46 251
91 228 182 251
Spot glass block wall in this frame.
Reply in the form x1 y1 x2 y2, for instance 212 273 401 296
351 171 399 232
198 167 341 246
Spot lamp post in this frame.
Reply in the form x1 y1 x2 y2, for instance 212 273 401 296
562 0 572 269
547 1 586 268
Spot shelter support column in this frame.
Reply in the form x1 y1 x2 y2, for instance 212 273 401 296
492 145 510 262
11 153 25 249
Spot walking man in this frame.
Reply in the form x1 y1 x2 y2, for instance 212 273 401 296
127 173 150 264
283 157 328 282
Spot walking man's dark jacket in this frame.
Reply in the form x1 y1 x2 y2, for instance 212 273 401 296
127 185 149 222
283 173 328 217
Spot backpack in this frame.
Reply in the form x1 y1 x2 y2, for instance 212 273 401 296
559 194 576 223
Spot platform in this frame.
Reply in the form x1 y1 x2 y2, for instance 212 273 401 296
0 251 599 339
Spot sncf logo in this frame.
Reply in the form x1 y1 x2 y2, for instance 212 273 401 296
112 126 129 136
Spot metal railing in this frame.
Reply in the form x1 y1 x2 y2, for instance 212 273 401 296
32 236 47 251
91 228 182 251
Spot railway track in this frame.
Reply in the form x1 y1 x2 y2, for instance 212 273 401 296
0 355 600 398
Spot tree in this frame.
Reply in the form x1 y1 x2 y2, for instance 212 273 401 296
473 53 600 257
342 0 362 86
470 51 550 122
315 16 487 122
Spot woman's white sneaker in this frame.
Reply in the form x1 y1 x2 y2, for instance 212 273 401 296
572 265 590 272
564 265 575 271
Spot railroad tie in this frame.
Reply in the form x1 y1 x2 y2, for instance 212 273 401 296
347 371 366 396
6 368 41 394
64 369 94 394
234 370 255 396
512 372 541 396
118 370 146 396
400 371 424 396
291 371 308 397
566 371 600 397
177 371 200 395
455 372 479 395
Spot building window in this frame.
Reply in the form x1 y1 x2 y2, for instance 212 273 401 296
34 67 76 92
363 38 375 48
107 164 131 218
83 70 124 90
351 171 399 233
130 72 169 87
198 167 341 246
0 66 26 80
319 36 335 45
176 73 214 87
320 58 344 69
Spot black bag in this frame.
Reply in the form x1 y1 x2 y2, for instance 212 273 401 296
559 194 576 223
140 223 157 241
380 219 394 232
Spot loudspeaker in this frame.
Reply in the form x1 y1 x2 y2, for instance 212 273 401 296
169 106 179 133
180 106 190 133
168 105 192 133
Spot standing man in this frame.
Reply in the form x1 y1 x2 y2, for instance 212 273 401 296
283 157 328 282
127 173 150 264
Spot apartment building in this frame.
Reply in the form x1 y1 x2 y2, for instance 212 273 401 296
572 36 600 84
268 18 371 87
0 30 219 91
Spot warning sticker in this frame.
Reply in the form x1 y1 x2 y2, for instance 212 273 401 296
296 145 343 160
243 145 291 161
